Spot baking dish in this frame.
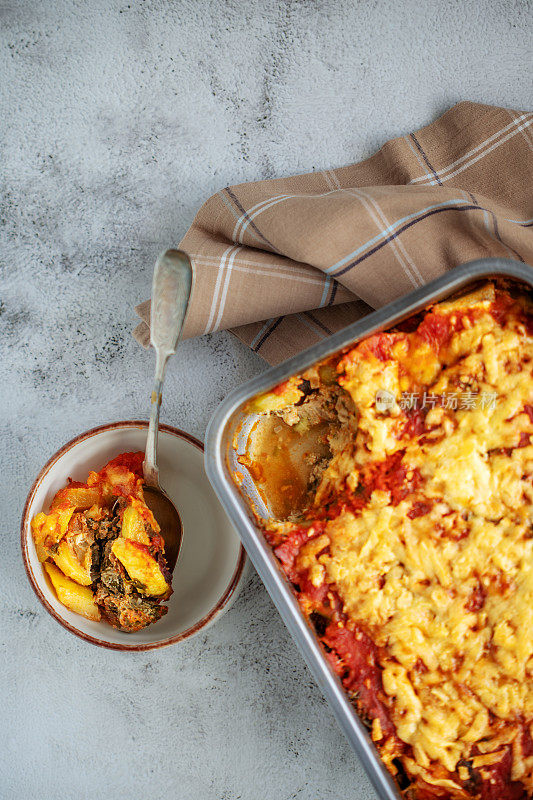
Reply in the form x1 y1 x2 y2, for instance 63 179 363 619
204 257 532 800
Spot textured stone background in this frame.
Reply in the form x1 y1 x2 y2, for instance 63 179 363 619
1 1 531 798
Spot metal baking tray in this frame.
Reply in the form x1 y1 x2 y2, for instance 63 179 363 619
204 258 532 800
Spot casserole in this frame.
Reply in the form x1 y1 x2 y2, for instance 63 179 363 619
205 258 533 799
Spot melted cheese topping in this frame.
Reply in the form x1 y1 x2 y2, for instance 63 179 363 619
293 286 533 793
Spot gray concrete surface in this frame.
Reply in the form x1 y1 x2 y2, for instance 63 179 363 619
1 1 531 798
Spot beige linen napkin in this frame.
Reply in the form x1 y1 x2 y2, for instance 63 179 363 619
134 102 533 365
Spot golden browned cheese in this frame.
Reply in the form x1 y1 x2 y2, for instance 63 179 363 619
257 284 533 797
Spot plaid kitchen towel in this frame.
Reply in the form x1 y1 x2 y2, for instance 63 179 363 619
134 101 533 365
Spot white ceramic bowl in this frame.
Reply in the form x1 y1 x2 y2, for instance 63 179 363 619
21 421 246 650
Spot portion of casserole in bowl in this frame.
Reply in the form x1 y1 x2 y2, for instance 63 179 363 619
31 452 172 632
241 283 533 799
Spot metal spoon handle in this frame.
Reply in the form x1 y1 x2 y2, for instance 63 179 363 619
143 249 194 487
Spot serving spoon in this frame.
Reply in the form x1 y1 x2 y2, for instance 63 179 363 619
142 249 194 573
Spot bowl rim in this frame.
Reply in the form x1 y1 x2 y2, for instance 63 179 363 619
21 420 246 651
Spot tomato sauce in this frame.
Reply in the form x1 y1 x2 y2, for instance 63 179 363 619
479 747 529 800
489 292 515 325
363 451 422 505
272 523 324 581
417 311 454 349
322 623 397 742
408 500 433 519
105 451 144 476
